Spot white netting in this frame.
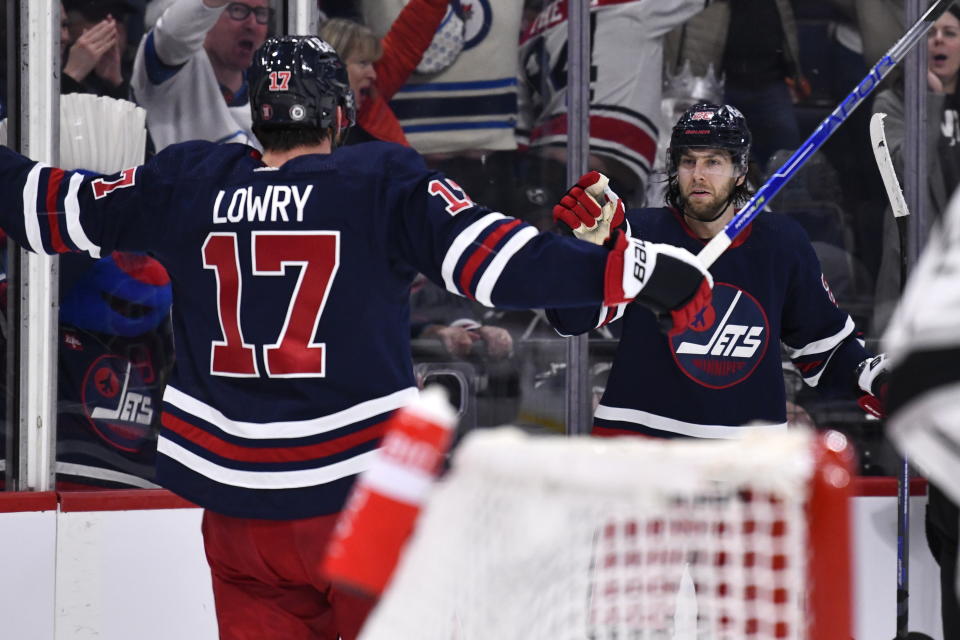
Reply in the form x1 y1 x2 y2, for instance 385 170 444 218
360 427 819 640
0 95 147 173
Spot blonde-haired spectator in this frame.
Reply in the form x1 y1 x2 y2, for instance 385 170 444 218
318 0 448 146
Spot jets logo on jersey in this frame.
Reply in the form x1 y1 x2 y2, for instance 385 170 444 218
461 0 493 49
670 283 769 389
83 354 155 452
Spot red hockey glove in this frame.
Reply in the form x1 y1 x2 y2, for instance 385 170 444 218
603 230 713 333
662 279 713 335
553 171 625 246
856 354 889 418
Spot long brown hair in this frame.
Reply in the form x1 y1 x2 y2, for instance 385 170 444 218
317 18 382 64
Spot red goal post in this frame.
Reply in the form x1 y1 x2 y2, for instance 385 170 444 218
359 427 854 640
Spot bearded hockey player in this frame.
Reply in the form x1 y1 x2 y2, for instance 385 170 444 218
548 103 888 439
0 36 712 640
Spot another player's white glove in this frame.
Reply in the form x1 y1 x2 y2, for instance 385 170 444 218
856 353 890 418
603 229 714 334
553 171 625 246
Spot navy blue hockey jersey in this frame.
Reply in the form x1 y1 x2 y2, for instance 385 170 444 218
548 207 869 438
0 140 614 519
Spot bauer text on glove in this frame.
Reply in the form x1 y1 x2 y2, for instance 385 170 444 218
603 230 713 332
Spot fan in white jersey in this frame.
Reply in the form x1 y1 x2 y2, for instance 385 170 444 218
131 0 269 150
517 0 709 204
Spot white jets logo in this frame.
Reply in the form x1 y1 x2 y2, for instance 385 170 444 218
670 284 769 389
90 362 154 425
676 290 764 358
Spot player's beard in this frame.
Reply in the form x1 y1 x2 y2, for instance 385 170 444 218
680 178 738 223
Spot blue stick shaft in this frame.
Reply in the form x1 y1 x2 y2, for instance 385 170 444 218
697 0 952 268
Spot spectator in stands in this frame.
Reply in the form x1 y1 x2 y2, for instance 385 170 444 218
362 0 525 213
316 0 361 22
61 1 72 62
411 275 513 361
317 0 448 146
664 0 806 172
872 5 960 636
517 0 707 215
410 274 521 429
131 0 270 150
62 0 134 98
871 6 960 330
827 0 903 69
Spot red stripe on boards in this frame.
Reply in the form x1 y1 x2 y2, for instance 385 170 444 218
59 489 197 512
854 476 927 497
0 491 57 512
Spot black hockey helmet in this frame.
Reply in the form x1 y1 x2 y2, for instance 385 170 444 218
667 103 751 174
249 36 356 133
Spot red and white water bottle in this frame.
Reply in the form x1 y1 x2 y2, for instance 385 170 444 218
323 386 457 596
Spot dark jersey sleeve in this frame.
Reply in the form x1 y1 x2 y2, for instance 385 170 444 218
779 223 869 395
381 145 616 310
0 143 205 258
544 218 636 335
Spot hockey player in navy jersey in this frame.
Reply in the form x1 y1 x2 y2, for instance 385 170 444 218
548 103 889 439
0 36 712 640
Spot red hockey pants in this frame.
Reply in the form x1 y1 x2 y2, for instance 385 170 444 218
201 509 377 640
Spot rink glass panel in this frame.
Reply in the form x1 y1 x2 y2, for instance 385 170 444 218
1 2 13 489
2 1 933 490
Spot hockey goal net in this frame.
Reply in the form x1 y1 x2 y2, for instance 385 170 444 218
358 427 853 640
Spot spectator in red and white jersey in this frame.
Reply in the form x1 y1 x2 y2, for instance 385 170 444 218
517 0 709 210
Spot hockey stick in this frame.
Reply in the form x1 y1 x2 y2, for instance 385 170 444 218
697 0 953 268
869 112 934 640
